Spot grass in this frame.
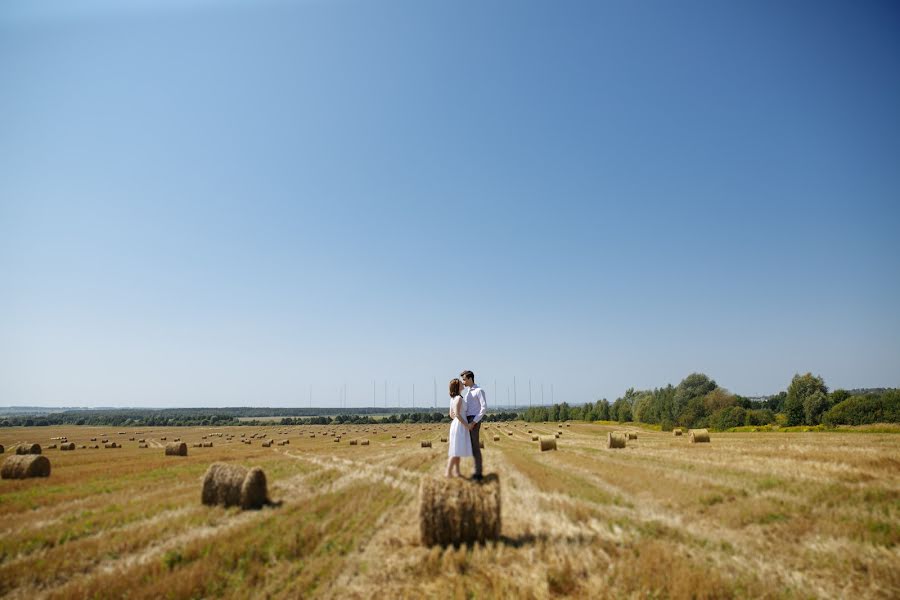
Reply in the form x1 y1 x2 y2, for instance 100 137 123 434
1 422 898 598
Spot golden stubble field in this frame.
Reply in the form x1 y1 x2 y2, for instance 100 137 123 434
0 422 898 599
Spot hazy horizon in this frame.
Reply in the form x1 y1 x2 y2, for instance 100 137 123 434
2 1 899 409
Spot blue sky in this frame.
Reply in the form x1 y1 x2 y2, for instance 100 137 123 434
1 0 899 408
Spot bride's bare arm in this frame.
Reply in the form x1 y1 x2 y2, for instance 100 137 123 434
454 397 471 430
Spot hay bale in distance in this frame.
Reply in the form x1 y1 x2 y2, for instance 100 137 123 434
201 462 270 510
165 442 188 456
440 437 447 443
689 428 710 443
673 428 683 436
627 432 638 440
418 474 501 547
607 432 627 449
60 442 76 451
0 444 4 454
421 441 432 448
492 435 500 442
2 455 51 479
361 439 370 446
479 440 484 449
262 440 273 448
539 436 557 451
16 443 42 455
349 440 358 446
138 443 148 448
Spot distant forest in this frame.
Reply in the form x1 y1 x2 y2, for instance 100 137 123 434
0 406 520 428
522 373 900 430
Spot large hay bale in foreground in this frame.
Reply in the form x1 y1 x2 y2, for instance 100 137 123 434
16 443 42 455
539 436 557 451
421 441 432 448
201 463 270 510
419 474 501 547
607 432 627 449
689 428 710 443
60 442 75 451
165 442 188 456
2 455 51 479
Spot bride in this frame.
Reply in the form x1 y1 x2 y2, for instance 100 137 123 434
445 378 474 478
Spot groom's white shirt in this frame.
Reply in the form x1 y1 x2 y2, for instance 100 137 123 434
464 384 487 423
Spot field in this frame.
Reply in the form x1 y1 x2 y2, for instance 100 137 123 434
1 423 898 599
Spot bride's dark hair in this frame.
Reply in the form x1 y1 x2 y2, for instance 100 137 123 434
448 378 461 398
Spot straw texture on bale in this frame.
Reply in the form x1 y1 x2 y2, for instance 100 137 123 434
349 440 358 446
539 436 557 451
421 441 432 448
16 443 42 455
607 432 627 449
2 455 51 479
531 435 539 441
418 474 501 547
139 443 148 448
0 444 5 454
361 439 369 446
60 442 75 451
627 432 638 440
262 440 273 447
673 428 683 436
440 437 447 443
165 442 188 456
201 463 270 510
689 428 710 443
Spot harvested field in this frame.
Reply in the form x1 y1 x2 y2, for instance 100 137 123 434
0 423 898 599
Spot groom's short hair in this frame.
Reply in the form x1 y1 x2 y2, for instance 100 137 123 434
460 370 474 381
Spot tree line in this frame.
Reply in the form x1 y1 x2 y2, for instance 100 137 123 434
522 373 899 430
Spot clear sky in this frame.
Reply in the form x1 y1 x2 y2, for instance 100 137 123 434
1 0 899 409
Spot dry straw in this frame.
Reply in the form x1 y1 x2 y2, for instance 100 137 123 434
607 432 626 449
349 440 358 446
2 455 51 479
165 442 188 456
673 428 683 436
361 439 370 446
531 435 538 441
689 428 710 443
627 432 638 440
418 474 501 547
421 441 432 448
16 443 42 455
60 442 75 451
539 436 557 451
201 462 270 510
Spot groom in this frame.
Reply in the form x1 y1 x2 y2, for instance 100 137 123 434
460 370 486 481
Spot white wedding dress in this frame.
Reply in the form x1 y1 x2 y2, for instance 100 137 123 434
447 394 473 458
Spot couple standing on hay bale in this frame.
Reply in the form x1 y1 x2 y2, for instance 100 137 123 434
445 370 487 480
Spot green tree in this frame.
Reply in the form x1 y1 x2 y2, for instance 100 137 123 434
785 373 828 425
674 373 717 417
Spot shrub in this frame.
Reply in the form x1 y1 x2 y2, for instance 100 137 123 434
710 406 746 430
821 391 900 426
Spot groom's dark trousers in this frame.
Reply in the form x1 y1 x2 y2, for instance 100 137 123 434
467 416 483 477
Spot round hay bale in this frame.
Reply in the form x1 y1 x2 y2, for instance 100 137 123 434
421 441 432 448
607 432 627 449
201 463 270 510
0 444 4 454
160 437 167 441
479 440 484 449
193 443 202 448
440 437 447 443
47 444 57 449
16 443 42 455
492 435 500 442
204 442 213 448
262 440 273 448
138 443 148 448
349 440 358 446
2 455 51 479
531 435 538 441
418 474 501 547
333 438 340 443
60 442 75 451
689 428 710 443
361 439 370 446
627 432 638 440
539 436 557 451
673 428 683 436
391 435 397 439
527 430 533 434
165 442 188 456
